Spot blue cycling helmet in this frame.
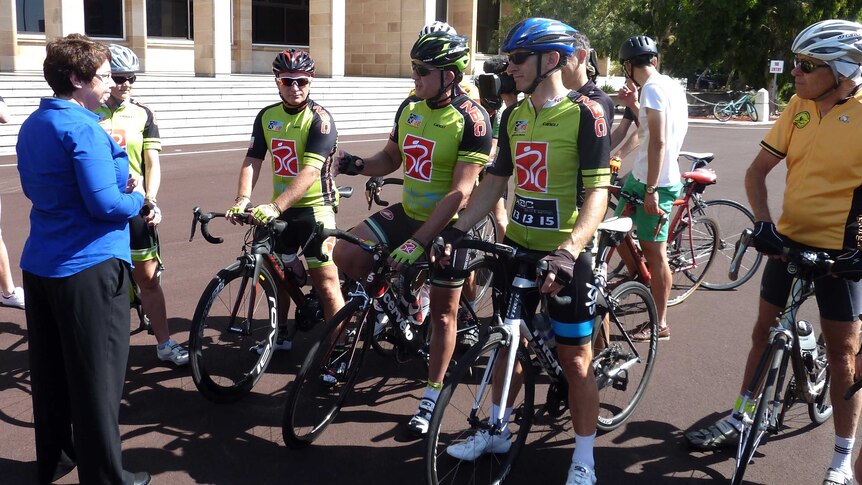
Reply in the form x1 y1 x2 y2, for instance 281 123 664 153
501 18 577 57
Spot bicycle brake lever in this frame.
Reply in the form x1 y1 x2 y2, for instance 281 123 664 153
190 207 201 242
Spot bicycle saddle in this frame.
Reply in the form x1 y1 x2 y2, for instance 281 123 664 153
597 216 633 234
682 168 717 185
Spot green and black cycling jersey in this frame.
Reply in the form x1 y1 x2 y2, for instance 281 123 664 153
489 90 611 251
247 99 338 207
95 99 160 178
389 93 492 221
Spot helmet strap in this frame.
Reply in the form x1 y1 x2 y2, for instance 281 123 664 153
524 53 563 94
430 69 458 103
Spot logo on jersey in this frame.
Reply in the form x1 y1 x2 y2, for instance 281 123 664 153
271 138 299 176
403 134 435 182
407 113 423 128
267 120 284 132
513 120 529 135
109 128 127 150
514 141 548 193
793 111 811 129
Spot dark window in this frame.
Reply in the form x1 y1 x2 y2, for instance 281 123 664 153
147 0 194 39
252 0 308 45
16 0 45 33
476 0 500 53
84 0 123 38
435 0 447 22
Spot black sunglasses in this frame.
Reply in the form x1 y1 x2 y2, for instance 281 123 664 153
278 77 311 87
411 63 440 77
794 57 830 74
507 51 539 65
111 74 136 84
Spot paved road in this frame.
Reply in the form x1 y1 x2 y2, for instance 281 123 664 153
0 123 838 485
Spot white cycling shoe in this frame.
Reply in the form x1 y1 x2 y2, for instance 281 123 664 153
566 461 597 485
445 428 512 461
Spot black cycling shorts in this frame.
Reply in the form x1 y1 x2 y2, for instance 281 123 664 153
129 214 158 263
272 206 336 268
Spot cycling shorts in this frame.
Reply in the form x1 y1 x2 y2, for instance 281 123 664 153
365 203 470 287
273 206 336 269
505 238 597 346
760 238 862 322
614 175 682 242
129 214 159 263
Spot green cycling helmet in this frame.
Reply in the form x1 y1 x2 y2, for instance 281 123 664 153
410 31 470 73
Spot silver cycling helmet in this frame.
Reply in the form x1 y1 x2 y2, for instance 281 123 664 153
791 19 862 83
108 44 140 73
420 21 457 37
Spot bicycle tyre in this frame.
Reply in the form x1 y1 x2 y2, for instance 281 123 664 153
426 331 535 485
744 102 759 122
189 261 279 403
696 199 763 290
282 297 372 448
713 102 732 122
732 339 785 485
808 334 833 424
596 281 659 432
667 215 720 306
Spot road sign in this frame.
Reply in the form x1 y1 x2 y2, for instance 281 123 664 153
769 60 784 74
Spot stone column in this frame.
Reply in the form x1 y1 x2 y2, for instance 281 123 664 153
44 0 85 38
309 0 345 77
232 0 253 73
125 0 147 71
448 0 477 72
193 0 232 76
0 0 16 71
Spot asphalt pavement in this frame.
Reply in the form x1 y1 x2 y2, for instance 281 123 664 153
0 122 840 485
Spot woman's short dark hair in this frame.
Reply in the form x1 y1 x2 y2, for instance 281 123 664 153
43 34 110 96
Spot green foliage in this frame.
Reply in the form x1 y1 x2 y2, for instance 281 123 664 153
600 84 617 94
503 0 862 89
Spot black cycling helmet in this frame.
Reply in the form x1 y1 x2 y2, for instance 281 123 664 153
619 35 659 62
410 31 470 73
272 49 315 76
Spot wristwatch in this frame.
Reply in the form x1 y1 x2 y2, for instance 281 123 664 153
645 184 657 194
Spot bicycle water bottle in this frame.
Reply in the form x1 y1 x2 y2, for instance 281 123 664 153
796 320 818 369
532 314 557 350
403 285 430 326
281 253 308 286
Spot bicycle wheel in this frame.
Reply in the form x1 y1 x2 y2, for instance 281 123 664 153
189 261 279 403
282 297 372 448
426 331 535 485
713 102 732 122
744 102 759 122
808 334 833 424
465 213 498 307
667 215 719 306
732 339 785 485
595 281 659 432
697 199 763 290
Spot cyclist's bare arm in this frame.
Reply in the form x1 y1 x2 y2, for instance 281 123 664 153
644 107 666 216
235 155 265 199
452 173 508 233
744 148 783 223
413 161 484 246
272 165 323 211
561 187 608 255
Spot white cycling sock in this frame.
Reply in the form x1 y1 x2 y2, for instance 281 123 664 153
422 381 442 404
831 435 855 477
572 432 596 469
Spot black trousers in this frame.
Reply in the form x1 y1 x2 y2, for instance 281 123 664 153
24 258 135 485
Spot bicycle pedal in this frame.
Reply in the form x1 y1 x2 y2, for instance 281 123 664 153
612 370 629 391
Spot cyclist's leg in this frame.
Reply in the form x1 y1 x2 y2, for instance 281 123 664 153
815 276 862 481
297 206 345 323
332 204 414 282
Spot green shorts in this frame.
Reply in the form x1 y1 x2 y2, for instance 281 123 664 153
614 175 682 242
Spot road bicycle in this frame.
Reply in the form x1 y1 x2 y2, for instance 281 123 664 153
713 91 758 122
281 224 491 448
728 230 834 485
186 201 345 403
425 216 659 485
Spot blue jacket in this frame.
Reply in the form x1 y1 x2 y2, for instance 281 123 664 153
17 97 144 277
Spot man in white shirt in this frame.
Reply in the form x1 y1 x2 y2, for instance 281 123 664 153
615 35 688 341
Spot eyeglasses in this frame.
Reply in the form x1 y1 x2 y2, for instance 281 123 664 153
278 77 311 87
507 51 539 65
411 63 440 77
112 74 136 85
794 57 830 74
93 72 114 84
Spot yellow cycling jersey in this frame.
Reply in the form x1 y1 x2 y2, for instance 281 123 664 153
760 89 862 250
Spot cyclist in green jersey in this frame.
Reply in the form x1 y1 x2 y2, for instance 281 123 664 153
335 31 492 436
226 49 345 351
95 44 187 365
436 18 611 485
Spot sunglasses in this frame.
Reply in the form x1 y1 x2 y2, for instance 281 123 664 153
112 74 136 85
411 63 441 77
794 57 830 74
278 77 311 87
507 51 539 65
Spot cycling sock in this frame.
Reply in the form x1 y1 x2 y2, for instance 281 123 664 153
572 432 596 469
502 407 513 425
490 404 500 423
831 435 855 477
422 381 442 403
727 394 755 429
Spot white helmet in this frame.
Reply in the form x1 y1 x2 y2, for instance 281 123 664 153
792 19 862 83
108 44 140 73
420 21 457 37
